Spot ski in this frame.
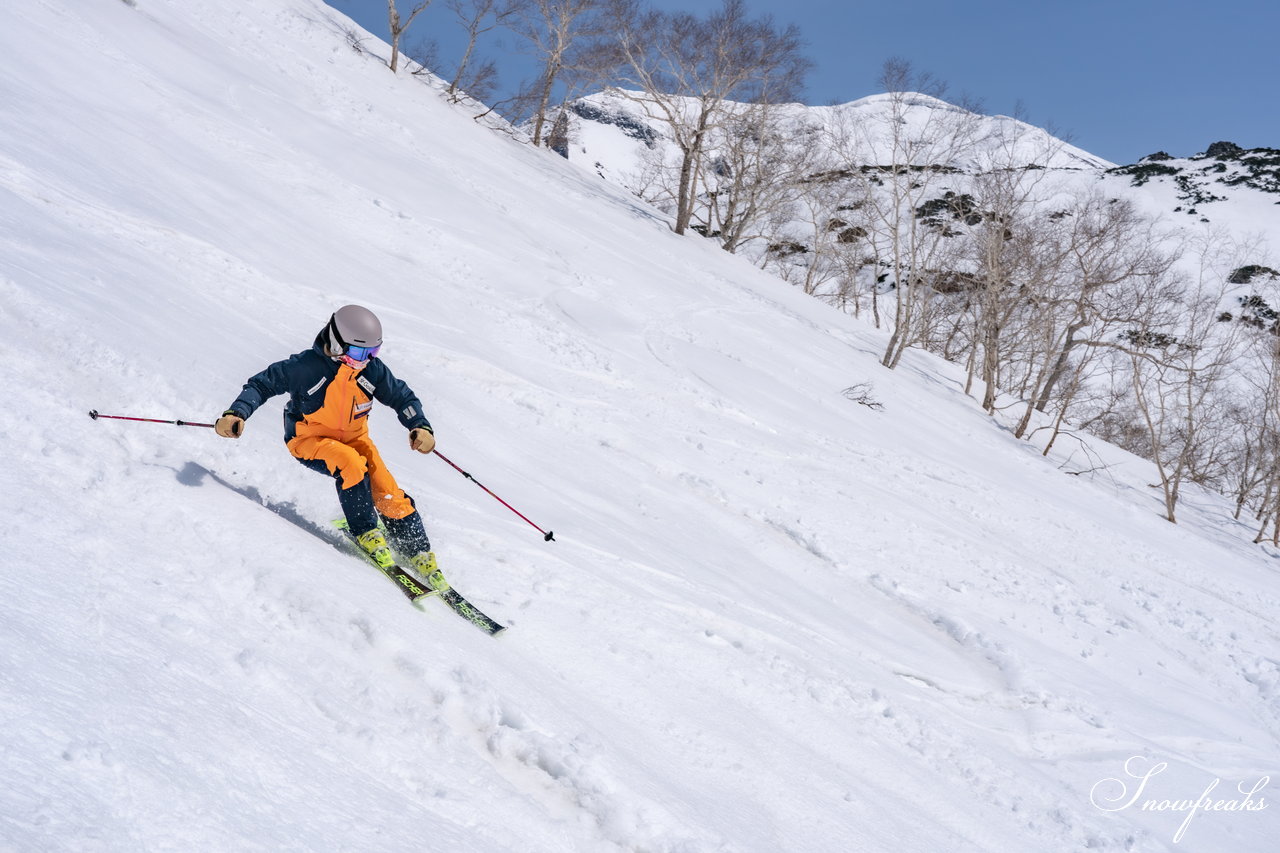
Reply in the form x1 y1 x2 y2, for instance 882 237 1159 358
334 524 435 602
333 520 506 635
437 587 505 636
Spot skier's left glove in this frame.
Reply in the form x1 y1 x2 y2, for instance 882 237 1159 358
409 427 435 454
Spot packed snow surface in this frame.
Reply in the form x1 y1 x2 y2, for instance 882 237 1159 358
0 1 1276 851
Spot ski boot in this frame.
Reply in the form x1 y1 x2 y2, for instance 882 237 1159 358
355 528 396 570
409 550 450 593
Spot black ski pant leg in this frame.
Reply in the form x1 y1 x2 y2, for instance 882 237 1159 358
296 456 379 536
382 500 431 555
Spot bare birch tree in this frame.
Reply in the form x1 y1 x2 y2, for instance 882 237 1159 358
1223 271 1280 541
609 0 809 235
829 60 981 368
700 105 813 254
442 0 518 101
1007 194 1177 439
510 0 608 147
387 0 433 73
1121 234 1247 523
956 112 1066 411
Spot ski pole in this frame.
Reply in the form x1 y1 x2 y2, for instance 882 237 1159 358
89 409 216 429
432 450 555 541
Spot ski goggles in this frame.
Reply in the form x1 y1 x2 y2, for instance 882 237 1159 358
343 343 380 362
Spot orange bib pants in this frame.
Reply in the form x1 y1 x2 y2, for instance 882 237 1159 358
285 363 416 521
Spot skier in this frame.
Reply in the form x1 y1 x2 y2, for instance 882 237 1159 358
215 304 441 583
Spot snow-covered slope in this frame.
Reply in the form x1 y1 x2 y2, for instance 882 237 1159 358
1101 143 1280 234
1 2 1277 851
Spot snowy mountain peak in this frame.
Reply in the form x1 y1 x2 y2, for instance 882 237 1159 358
567 87 1115 178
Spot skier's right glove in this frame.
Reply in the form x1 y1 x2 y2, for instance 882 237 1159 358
215 411 245 438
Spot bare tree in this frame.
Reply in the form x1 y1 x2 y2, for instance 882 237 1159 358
765 158 867 298
1249 399 1280 544
828 60 981 369
1220 388 1279 533
387 0 433 73
442 0 519 101
1007 194 1177 439
609 0 809 235
507 0 611 147
1033 199 1170 409
700 105 813 254
954 111 1067 412
1219 271 1280 541
1120 234 1247 523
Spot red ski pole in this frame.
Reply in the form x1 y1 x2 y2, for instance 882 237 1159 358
88 409 216 429
433 450 555 541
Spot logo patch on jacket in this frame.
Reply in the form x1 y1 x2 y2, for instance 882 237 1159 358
352 400 373 420
357 376 376 395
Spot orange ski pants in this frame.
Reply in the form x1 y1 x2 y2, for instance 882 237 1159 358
287 433 416 520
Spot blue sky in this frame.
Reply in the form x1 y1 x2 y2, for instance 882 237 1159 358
325 0 1278 164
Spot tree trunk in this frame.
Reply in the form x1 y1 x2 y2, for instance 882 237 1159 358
530 63 560 147
1036 323 1086 411
673 108 712 235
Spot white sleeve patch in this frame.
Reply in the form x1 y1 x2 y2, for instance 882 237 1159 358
402 405 417 419
307 377 326 395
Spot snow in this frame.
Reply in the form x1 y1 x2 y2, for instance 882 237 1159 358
1 1 1277 851
567 90 1280 276
567 88 1117 198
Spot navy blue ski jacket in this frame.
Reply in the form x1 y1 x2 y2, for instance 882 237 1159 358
226 336 431 445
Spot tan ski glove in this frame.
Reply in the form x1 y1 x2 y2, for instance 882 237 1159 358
409 427 435 454
216 411 244 438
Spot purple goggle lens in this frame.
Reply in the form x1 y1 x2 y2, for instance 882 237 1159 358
344 343 380 362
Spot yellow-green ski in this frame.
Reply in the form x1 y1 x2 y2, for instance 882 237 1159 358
333 520 506 635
